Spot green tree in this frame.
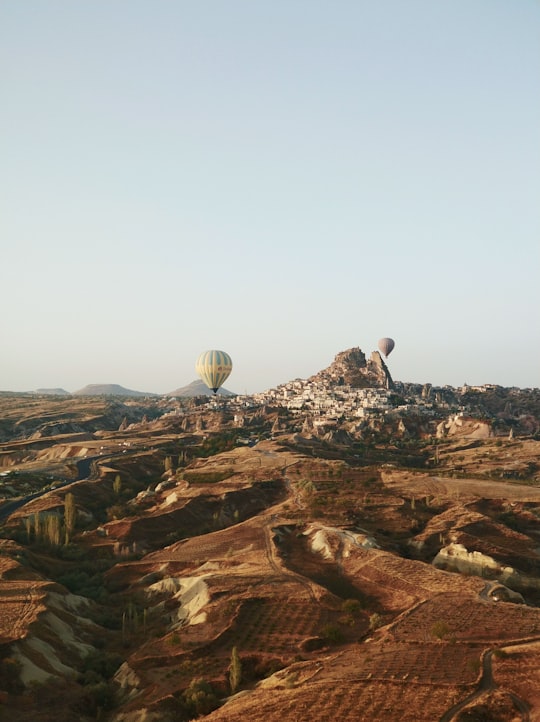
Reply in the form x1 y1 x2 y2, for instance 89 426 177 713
46 514 61 546
64 492 77 545
24 516 32 543
113 474 122 495
33 512 43 543
229 646 242 693
182 678 219 716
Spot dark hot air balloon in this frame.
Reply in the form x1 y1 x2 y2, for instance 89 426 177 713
378 338 395 358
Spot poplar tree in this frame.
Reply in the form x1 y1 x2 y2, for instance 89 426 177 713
229 646 242 693
64 492 76 544
24 516 32 543
113 474 122 495
46 514 61 546
34 513 42 543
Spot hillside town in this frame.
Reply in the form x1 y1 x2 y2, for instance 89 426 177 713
199 348 539 440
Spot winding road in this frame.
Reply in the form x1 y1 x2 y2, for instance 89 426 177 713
439 648 530 721
0 455 99 522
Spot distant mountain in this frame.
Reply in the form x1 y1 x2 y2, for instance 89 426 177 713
35 388 70 396
73 384 156 397
167 379 236 397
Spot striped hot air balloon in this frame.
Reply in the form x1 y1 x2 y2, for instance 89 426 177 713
378 338 395 358
195 350 233 394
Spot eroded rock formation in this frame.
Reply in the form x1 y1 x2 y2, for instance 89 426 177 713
308 347 394 389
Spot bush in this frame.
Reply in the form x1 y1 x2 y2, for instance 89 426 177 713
79 650 122 683
89 607 122 630
57 570 109 602
76 681 116 716
341 598 364 616
58 543 87 561
431 620 450 640
181 678 219 717
320 623 344 644
106 503 130 521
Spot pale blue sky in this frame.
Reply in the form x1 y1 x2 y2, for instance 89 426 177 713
2 1 539 394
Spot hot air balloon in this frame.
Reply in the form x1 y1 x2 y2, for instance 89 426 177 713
196 350 233 394
378 337 395 358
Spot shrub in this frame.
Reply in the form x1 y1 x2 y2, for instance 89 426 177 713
106 503 130 521
58 543 87 561
431 620 450 640
320 623 344 644
181 678 219 716
341 598 364 616
57 570 109 603
79 650 122 683
77 681 116 716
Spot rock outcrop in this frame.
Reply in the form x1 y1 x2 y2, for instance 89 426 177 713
436 415 492 439
308 347 394 389
433 542 537 595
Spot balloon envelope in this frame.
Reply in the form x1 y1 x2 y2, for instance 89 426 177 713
196 350 233 393
378 338 395 358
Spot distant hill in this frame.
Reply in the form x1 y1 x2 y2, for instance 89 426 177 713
167 379 236 397
34 388 70 396
73 384 156 397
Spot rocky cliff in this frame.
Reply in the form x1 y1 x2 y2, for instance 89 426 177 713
308 347 394 389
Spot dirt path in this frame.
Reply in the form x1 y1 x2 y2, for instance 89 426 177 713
383 470 540 503
439 648 530 721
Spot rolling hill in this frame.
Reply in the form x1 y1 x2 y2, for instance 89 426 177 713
73 383 156 397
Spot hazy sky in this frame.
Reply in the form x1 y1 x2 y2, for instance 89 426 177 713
2 1 539 394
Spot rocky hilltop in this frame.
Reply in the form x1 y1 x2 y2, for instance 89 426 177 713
34 388 70 396
308 347 394 389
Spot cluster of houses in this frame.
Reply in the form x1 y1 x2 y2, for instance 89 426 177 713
202 378 516 425
248 380 393 418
